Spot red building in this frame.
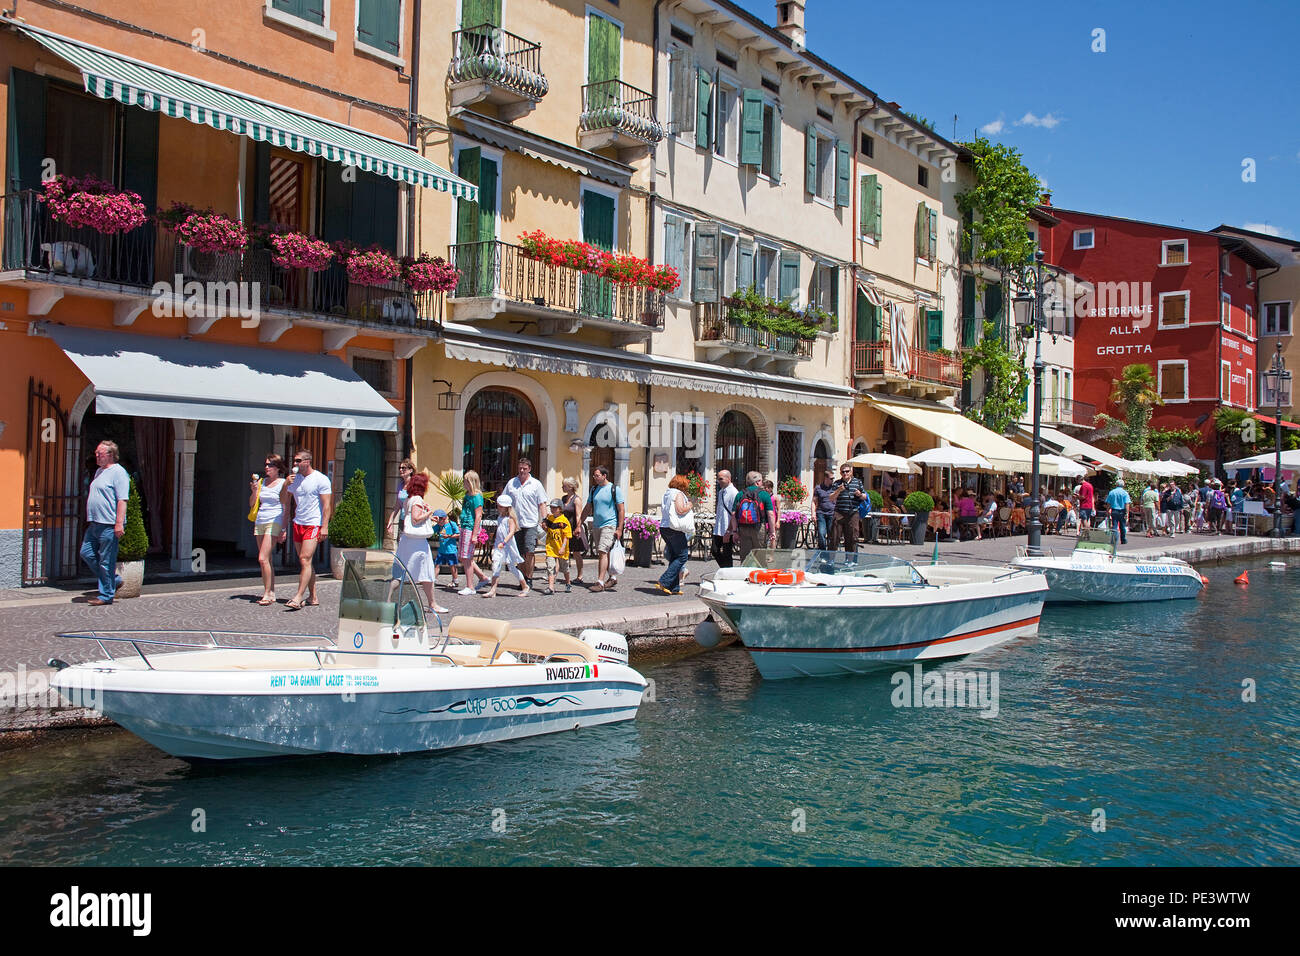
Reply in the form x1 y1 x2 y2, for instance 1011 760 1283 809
1037 204 1276 462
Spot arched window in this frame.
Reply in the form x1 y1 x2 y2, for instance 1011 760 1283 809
463 389 541 505
715 411 757 481
588 420 615 483
813 438 831 487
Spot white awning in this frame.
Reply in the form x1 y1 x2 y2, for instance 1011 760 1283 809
864 394 1059 475
1020 425 1130 474
44 325 398 431
441 325 857 408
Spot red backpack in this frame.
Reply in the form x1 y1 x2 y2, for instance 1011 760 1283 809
736 487 765 526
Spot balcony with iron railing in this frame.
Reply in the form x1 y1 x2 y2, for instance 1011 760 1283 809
696 300 815 373
1041 397 1097 429
578 79 663 152
448 23 548 120
0 190 442 336
447 238 665 341
853 339 963 394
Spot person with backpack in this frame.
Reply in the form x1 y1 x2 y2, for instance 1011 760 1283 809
1166 482 1185 537
1207 481 1229 534
711 469 739 568
735 471 775 562
828 464 867 552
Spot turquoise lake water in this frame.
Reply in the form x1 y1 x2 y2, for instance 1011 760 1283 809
1 555 1297 866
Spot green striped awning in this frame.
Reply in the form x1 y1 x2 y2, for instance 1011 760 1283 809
20 25 476 200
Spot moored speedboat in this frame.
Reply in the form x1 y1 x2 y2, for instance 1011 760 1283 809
51 554 646 760
697 550 1048 680
1009 530 1205 603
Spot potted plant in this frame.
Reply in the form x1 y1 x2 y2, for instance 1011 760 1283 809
113 478 149 598
682 471 710 506
779 509 808 548
41 175 148 234
624 513 660 567
904 491 935 545
328 469 376 578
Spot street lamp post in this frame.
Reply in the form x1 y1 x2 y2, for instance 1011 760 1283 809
1266 338 1291 537
1013 250 1050 555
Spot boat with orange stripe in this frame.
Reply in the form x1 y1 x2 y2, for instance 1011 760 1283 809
697 549 1048 680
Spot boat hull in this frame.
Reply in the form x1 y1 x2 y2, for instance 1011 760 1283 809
1011 557 1204 603
53 664 645 760
701 579 1045 680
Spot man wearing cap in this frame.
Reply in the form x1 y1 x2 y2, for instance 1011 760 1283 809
543 498 572 594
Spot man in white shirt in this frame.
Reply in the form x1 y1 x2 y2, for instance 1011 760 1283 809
711 469 739 568
280 449 332 610
81 440 130 605
505 457 548 590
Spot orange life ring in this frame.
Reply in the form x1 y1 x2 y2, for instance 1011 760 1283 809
747 569 805 585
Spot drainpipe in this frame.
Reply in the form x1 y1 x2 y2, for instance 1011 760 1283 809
403 0 422 460
848 102 873 461
641 0 666 514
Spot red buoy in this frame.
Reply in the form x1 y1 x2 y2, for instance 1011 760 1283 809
1200 574 1210 588
1235 570 1249 586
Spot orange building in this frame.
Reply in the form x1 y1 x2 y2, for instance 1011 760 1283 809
0 2 473 587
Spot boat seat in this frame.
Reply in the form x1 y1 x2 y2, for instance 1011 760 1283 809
448 616 511 659
504 628 596 663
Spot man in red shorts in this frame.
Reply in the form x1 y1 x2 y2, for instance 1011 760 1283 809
280 450 333 609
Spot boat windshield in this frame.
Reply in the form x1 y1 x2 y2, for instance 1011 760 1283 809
340 553 426 628
741 549 924 584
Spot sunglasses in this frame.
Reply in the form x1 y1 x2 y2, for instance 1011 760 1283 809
293 458 305 464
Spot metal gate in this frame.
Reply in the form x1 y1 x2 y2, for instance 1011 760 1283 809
23 378 82 585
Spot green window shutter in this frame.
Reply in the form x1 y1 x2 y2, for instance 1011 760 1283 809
460 0 501 27
835 139 850 207
804 124 818 195
669 48 693 134
692 221 720 303
737 239 755 290
273 0 325 27
873 181 883 239
928 208 938 261
778 250 800 303
985 282 1004 340
962 275 976 318
769 105 782 181
587 14 621 86
859 175 872 235
6 68 47 194
827 266 839 317
915 202 927 258
477 156 497 242
740 89 763 165
358 0 401 56
455 147 482 246
582 190 615 250
695 69 712 149
856 292 881 341
926 310 943 352
251 141 271 222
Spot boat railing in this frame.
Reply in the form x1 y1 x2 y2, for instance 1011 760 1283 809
990 566 1045 583
53 630 466 670
1015 546 1058 559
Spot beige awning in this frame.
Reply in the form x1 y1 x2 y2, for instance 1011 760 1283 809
864 395 1059 475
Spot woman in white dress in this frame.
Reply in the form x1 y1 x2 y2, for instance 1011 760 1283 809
394 473 448 614
250 453 288 606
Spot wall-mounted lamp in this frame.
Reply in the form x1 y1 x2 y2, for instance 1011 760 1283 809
431 379 461 411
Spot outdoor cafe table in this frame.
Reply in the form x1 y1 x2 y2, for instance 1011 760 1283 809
928 511 952 534
866 511 907 543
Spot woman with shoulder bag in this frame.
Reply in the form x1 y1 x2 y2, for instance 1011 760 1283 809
394 473 448 615
657 474 695 596
250 453 288 606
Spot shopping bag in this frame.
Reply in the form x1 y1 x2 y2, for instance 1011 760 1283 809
609 540 627 576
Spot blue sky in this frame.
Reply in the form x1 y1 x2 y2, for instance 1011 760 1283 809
733 0 1300 237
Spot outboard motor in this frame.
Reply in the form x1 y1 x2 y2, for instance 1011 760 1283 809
578 628 629 665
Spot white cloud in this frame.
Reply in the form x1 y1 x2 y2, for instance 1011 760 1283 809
980 116 1005 135
1242 222 1296 239
1016 111 1062 129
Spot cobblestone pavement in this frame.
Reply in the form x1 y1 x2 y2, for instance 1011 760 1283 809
0 528 1279 672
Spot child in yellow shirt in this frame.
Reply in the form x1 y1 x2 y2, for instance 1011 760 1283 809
543 499 572 595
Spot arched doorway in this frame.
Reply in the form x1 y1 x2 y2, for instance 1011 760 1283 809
588 420 615 482
716 410 757 481
463 388 542 511
813 439 831 487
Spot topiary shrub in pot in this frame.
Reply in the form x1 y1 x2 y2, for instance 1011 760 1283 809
115 478 149 598
329 469 376 578
904 491 935 545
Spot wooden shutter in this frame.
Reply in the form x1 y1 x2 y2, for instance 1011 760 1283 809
915 203 927 258
692 221 720 303
6 68 47 194
477 156 497 241
961 276 976 318
583 191 615 250
587 14 621 86
695 69 712 149
778 250 800 303
664 216 684 279
835 140 850 207
873 180 883 239
926 310 943 352
856 291 881 341
737 238 755 291
928 208 938 261
357 0 402 57
669 48 693 134
769 105 782 181
740 89 763 165
460 0 501 27
805 124 818 195
455 147 482 246
859 175 872 236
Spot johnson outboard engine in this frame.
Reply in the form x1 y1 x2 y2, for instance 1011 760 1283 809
578 629 629 665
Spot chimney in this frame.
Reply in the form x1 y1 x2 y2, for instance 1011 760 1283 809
1040 191 1052 206
775 1 806 50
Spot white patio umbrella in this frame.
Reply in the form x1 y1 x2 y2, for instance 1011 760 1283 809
1224 449 1300 471
843 452 921 474
1041 454 1088 478
907 447 994 471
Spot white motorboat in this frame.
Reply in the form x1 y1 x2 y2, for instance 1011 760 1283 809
1009 530 1206 603
51 554 646 760
697 550 1048 680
